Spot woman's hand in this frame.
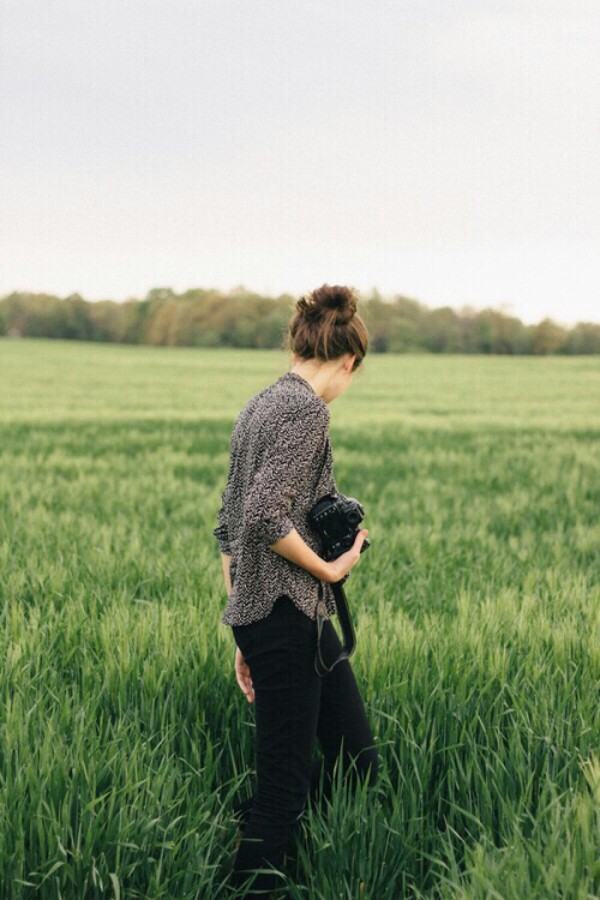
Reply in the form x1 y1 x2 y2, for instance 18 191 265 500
235 646 255 704
322 528 369 584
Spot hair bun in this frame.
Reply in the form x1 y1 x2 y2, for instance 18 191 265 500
296 283 357 324
288 282 368 365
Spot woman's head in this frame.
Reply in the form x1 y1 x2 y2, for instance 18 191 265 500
285 283 369 402
287 283 368 369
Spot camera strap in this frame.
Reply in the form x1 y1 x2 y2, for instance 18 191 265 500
314 579 356 677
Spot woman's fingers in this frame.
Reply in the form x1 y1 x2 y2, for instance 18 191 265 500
344 529 369 564
356 528 369 550
235 648 255 703
349 528 369 564
242 664 254 703
236 665 253 701
328 529 369 582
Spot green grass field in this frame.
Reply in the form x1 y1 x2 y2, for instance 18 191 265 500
0 338 598 899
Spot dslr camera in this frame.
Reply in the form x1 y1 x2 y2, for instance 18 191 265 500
308 491 371 582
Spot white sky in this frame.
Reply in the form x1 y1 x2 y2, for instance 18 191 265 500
1 0 599 327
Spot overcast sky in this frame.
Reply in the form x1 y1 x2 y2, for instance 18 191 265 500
1 0 599 326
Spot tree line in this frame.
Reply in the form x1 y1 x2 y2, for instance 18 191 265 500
1 286 599 354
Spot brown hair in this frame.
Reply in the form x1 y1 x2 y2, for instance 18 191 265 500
285 283 369 371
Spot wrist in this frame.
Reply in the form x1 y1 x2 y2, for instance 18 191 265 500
315 558 334 583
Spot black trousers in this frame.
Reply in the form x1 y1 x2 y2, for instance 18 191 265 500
227 593 379 897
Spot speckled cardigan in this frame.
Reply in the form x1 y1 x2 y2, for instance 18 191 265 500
213 371 339 626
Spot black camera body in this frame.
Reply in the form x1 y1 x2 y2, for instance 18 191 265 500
308 491 371 564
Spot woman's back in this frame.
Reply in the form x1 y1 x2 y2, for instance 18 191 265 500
214 370 339 626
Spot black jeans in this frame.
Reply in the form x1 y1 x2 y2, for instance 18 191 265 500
227 593 379 897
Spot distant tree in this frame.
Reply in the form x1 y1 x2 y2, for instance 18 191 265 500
564 321 600 354
259 308 289 350
421 306 463 352
63 293 94 340
392 294 426 320
1 292 65 338
387 316 421 353
470 308 530 354
455 306 480 353
121 298 147 344
87 300 122 341
144 287 176 304
0 292 22 335
364 288 395 351
144 298 180 345
531 317 568 354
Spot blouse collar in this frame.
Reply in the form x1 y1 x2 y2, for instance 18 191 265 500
279 371 329 414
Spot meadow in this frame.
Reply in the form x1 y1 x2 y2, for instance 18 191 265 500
0 338 598 899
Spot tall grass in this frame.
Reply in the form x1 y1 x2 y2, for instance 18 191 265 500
0 339 598 898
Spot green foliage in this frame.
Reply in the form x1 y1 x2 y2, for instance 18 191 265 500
1 288 599 354
0 343 598 897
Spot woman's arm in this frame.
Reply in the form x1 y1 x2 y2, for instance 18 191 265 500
270 527 369 584
269 528 332 581
220 551 233 596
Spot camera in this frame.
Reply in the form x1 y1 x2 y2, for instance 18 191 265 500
308 491 371 572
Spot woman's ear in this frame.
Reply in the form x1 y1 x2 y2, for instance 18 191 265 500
344 353 357 374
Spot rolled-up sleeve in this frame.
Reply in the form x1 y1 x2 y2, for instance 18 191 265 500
213 507 232 555
213 451 235 555
243 404 328 546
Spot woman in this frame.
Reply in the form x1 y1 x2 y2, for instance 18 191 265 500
213 284 379 897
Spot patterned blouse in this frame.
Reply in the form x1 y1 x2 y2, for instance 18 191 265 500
213 370 339 626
